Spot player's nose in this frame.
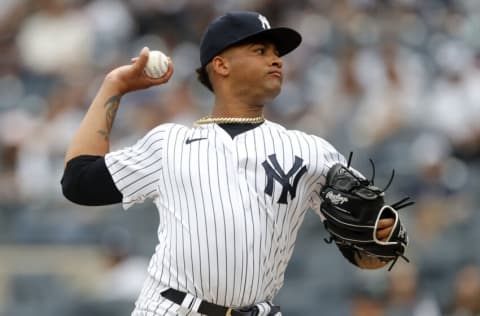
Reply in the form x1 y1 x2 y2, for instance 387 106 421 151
271 55 283 68
266 43 282 68
268 51 282 69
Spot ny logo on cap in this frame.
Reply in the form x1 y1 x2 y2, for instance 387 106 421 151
258 14 271 30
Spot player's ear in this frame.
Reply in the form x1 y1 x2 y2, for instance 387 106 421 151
211 56 230 77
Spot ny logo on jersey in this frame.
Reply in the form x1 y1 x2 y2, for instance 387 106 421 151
262 154 307 204
258 14 271 30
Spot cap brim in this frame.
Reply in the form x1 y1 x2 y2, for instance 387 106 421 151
235 27 302 57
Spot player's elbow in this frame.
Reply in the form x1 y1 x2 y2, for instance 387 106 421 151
61 172 92 206
61 156 122 206
61 171 121 206
61 178 77 204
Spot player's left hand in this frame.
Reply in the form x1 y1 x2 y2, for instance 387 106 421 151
376 218 395 241
319 162 413 270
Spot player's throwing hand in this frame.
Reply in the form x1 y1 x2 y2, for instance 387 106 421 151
104 46 174 95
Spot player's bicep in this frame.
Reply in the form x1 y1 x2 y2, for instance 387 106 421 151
61 155 122 206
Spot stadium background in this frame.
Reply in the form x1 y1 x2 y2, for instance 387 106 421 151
1 0 480 315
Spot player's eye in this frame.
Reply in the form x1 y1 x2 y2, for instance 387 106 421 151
254 47 266 55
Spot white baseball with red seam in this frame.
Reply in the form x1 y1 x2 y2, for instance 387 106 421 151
144 50 170 78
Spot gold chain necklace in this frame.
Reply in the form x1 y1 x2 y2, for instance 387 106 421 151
194 115 265 126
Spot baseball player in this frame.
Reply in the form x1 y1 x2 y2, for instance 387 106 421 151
62 11 402 316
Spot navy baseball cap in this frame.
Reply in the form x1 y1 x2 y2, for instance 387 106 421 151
199 11 302 67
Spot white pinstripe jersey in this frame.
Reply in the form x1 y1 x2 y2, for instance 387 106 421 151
105 120 346 313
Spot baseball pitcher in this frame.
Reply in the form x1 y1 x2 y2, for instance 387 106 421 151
62 11 411 316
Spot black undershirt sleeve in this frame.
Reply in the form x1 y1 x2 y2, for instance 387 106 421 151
61 155 122 206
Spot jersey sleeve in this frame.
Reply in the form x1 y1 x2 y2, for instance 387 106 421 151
104 124 168 209
307 137 370 220
307 136 347 218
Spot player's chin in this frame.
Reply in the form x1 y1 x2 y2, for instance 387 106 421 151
261 88 281 104
263 80 282 97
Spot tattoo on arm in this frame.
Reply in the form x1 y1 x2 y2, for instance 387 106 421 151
97 95 121 141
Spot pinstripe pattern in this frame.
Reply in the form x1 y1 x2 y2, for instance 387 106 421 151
105 120 346 315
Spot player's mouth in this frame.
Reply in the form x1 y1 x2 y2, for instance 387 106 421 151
268 70 282 79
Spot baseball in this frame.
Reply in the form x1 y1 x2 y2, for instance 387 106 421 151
144 50 170 78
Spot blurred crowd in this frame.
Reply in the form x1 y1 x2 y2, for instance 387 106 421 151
1 0 480 315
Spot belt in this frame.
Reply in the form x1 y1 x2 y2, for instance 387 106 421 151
161 288 280 316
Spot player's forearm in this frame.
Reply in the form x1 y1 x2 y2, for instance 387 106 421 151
64 47 174 167
64 79 122 165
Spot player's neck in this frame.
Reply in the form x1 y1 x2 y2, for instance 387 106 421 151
212 97 264 118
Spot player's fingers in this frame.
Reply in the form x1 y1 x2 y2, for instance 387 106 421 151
131 57 139 63
377 218 395 229
376 226 393 241
132 46 150 71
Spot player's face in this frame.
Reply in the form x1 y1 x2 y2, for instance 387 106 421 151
223 41 283 103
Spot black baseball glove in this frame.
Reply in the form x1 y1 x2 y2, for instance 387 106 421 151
319 157 413 270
